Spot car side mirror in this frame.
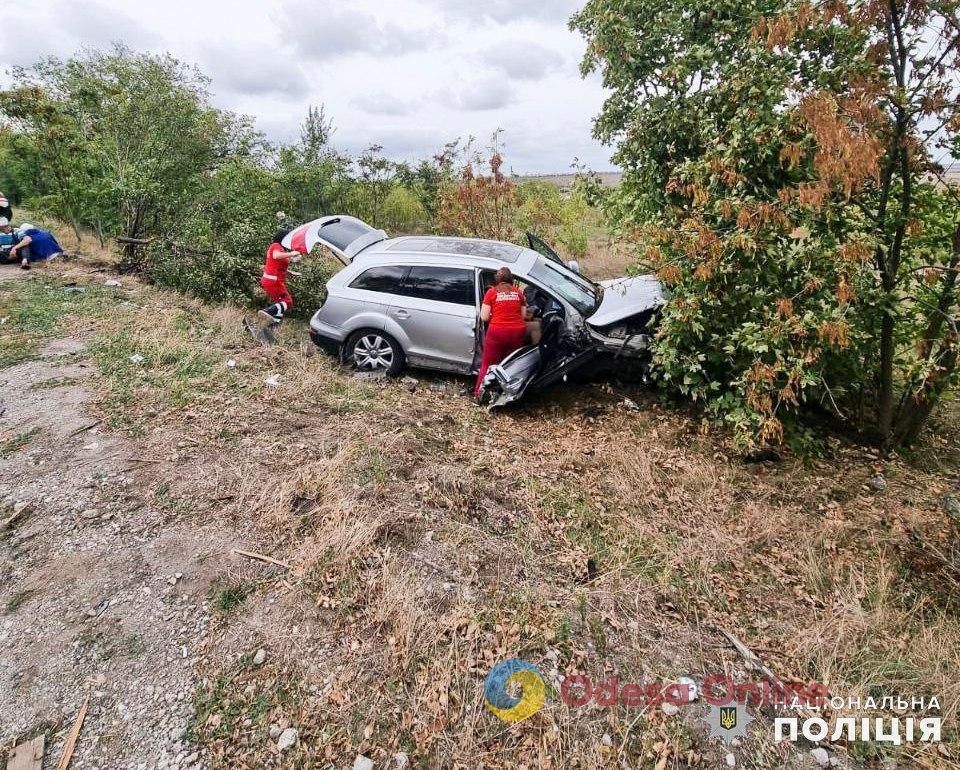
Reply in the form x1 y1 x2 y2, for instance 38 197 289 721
567 260 581 274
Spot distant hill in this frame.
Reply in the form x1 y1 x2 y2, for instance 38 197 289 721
518 165 959 188
513 172 623 189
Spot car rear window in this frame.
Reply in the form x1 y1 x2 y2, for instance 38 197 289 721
400 267 475 306
349 265 408 293
319 218 376 252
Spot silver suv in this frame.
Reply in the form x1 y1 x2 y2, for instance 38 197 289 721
298 215 666 404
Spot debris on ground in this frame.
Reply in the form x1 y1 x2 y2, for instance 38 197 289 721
810 747 830 768
276 728 298 752
57 693 89 770
7 735 44 770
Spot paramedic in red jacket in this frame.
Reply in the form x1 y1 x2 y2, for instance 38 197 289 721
259 228 301 323
475 267 530 399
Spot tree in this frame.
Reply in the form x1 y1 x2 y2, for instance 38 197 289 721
0 59 106 241
0 48 245 266
573 0 960 450
438 135 519 241
276 105 353 222
353 144 394 227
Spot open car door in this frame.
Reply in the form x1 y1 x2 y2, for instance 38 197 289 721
526 232 565 266
283 215 387 265
477 314 599 408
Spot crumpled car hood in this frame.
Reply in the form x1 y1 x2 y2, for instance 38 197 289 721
586 275 666 328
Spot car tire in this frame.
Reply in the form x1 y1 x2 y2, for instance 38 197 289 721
344 329 404 376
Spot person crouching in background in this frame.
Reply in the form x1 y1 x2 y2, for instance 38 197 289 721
0 218 19 262
474 266 530 400
9 224 62 270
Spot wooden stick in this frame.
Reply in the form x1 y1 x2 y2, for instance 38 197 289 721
68 420 102 437
231 548 291 570
56 692 88 770
2 505 30 530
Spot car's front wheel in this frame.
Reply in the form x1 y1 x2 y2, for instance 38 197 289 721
344 329 404 375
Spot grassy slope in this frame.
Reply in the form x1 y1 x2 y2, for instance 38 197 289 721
1 244 959 768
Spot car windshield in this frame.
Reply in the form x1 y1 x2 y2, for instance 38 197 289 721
528 259 599 317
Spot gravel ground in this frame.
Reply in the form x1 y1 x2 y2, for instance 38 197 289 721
0 332 233 769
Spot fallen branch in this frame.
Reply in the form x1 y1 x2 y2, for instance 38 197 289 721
232 548 291 570
69 420 102 437
2 505 31 530
718 627 821 724
56 692 88 770
115 236 153 245
719 628 778 683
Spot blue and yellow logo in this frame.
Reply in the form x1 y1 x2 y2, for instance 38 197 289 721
483 659 546 722
719 705 738 731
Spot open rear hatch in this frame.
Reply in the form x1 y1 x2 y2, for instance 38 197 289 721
283 215 387 264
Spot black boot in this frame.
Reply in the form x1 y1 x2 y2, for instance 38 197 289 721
258 303 283 323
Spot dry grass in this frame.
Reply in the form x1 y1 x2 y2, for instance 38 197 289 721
12 253 960 768
580 236 639 279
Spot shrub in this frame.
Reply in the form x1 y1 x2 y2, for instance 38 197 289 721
573 0 960 450
381 186 427 233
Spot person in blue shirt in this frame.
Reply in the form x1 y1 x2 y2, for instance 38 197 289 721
9 224 63 270
0 218 20 262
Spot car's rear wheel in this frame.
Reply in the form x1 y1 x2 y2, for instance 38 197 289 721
344 329 404 375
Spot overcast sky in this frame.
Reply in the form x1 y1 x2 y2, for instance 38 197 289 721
6 0 614 173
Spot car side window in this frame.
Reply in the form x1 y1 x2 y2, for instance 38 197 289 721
400 267 475 306
349 265 409 293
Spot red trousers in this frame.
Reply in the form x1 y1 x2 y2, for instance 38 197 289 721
475 325 527 398
261 278 293 309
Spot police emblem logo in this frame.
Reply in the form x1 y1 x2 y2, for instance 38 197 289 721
706 703 754 744
720 705 738 731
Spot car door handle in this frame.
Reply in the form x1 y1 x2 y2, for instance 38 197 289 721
393 309 410 319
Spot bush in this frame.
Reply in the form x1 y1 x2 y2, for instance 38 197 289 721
381 186 427 233
573 0 960 450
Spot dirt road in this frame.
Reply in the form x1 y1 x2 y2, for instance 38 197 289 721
0 270 233 769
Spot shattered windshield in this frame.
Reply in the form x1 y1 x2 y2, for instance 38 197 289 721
528 259 599 317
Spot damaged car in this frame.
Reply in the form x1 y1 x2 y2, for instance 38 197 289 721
289 215 666 406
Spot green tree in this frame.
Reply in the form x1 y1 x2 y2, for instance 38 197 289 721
352 144 394 227
573 0 960 450
276 105 353 222
0 48 247 265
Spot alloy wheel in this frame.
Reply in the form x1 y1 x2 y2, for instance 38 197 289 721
353 334 395 370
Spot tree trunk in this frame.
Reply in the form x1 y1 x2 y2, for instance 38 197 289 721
878 308 896 447
891 223 960 446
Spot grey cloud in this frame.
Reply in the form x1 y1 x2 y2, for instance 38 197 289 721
56 0 160 50
422 0 580 23
445 76 516 111
352 92 422 116
202 43 310 99
0 1 157 69
340 126 450 161
479 41 564 81
274 1 442 60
